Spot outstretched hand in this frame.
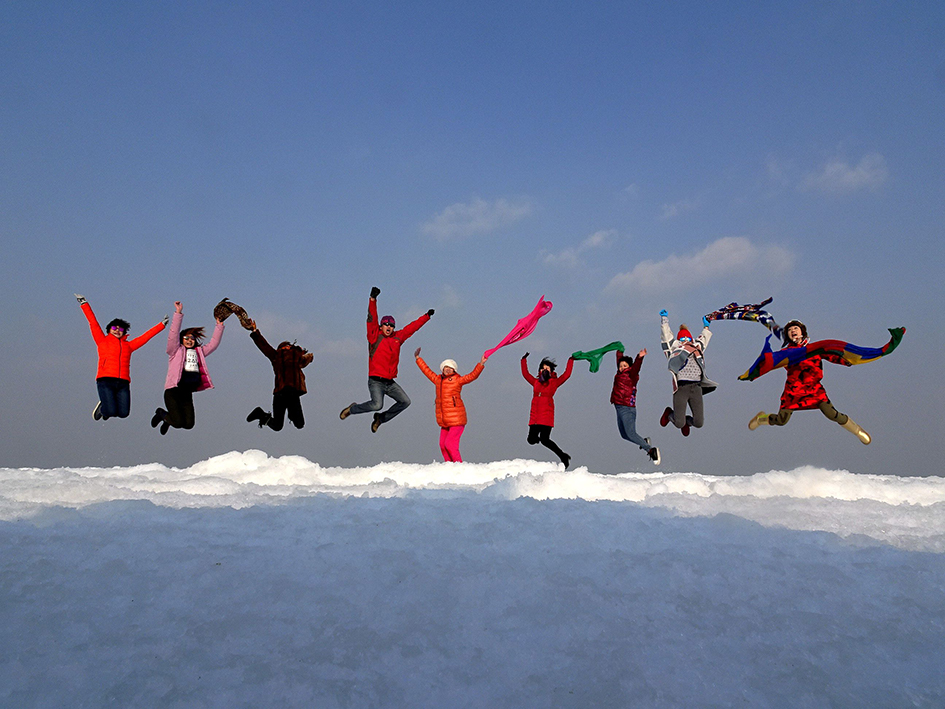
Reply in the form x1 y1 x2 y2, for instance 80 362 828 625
480 355 488 365
638 348 647 358
522 351 529 360
174 301 183 314
249 319 257 332
161 314 170 326
703 316 710 328
414 347 421 358
74 293 87 305
370 286 381 299
659 309 668 318
427 309 435 317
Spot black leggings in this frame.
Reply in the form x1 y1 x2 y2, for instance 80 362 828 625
768 401 848 426
527 424 568 463
164 387 196 429
267 389 305 431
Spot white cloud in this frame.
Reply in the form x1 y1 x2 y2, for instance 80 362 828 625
800 153 888 194
606 236 794 294
658 196 702 220
421 197 532 241
540 230 616 269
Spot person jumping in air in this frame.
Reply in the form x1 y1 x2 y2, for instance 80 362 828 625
659 310 718 436
611 347 660 464
748 319 871 444
339 286 433 433
246 319 314 431
415 347 487 462
151 301 225 435
75 293 166 421
521 352 575 469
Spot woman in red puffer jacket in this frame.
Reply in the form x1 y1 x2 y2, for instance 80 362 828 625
521 353 574 469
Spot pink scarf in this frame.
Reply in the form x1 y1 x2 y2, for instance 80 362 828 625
483 296 553 359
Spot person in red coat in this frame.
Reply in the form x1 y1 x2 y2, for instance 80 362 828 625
521 353 574 469
749 320 870 443
246 319 314 431
611 347 660 465
340 286 433 433
76 293 166 421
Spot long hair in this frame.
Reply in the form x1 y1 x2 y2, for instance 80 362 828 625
180 326 206 345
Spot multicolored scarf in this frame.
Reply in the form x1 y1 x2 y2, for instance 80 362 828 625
705 298 784 342
483 296 553 359
739 328 906 382
571 341 626 373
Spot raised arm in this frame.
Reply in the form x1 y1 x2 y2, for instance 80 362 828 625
415 355 438 383
397 309 433 342
521 353 537 385
78 299 106 344
366 295 380 344
250 327 276 360
202 320 225 357
555 357 576 386
458 361 485 385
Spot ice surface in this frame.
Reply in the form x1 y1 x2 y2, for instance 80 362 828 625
1 452 943 707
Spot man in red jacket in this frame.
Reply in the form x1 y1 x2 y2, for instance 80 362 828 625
340 286 433 433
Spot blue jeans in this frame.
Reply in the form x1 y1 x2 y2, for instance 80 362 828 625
615 405 651 450
349 377 411 424
97 377 131 419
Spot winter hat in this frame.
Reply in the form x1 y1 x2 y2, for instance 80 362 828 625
380 315 396 327
440 359 458 373
677 325 693 341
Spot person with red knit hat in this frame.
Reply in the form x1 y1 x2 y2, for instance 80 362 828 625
658 309 718 436
339 286 433 433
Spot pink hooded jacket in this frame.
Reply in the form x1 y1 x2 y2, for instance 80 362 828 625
163 312 225 391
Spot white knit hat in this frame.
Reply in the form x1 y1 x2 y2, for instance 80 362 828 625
440 359 458 373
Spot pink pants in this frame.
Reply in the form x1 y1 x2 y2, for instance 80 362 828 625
439 425 465 462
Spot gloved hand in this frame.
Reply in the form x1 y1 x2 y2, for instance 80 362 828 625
414 347 421 358
370 286 381 299
427 309 435 317
161 314 170 326
703 316 710 328
75 294 87 305
522 352 529 360
659 309 668 318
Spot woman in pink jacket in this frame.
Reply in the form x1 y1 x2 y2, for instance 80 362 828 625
151 301 225 435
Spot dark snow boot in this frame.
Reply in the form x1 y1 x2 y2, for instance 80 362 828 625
151 408 166 428
340 404 355 420
371 413 383 433
247 407 271 428
561 453 571 470
160 421 170 436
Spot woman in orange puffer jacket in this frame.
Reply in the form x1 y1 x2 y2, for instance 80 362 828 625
76 294 166 421
415 347 487 462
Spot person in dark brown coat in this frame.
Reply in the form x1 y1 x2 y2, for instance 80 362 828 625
246 319 314 431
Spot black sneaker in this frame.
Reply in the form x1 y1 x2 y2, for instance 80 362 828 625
371 413 382 433
561 453 571 470
93 401 103 421
151 408 166 428
648 447 661 465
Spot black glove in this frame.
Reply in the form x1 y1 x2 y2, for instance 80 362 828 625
426 309 435 317
522 352 529 360
370 286 381 299
75 293 87 306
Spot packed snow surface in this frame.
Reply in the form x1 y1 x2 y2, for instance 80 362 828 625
2 451 944 707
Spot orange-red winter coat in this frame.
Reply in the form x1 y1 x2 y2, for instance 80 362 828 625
81 302 165 381
521 356 574 427
416 357 484 428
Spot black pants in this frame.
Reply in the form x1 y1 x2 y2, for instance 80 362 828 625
268 388 305 431
527 424 568 463
164 386 196 429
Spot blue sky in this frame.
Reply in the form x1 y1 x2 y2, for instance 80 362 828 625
1 1 942 475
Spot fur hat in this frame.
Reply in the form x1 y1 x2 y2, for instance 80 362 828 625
440 359 458 373
677 325 693 341
380 315 396 327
